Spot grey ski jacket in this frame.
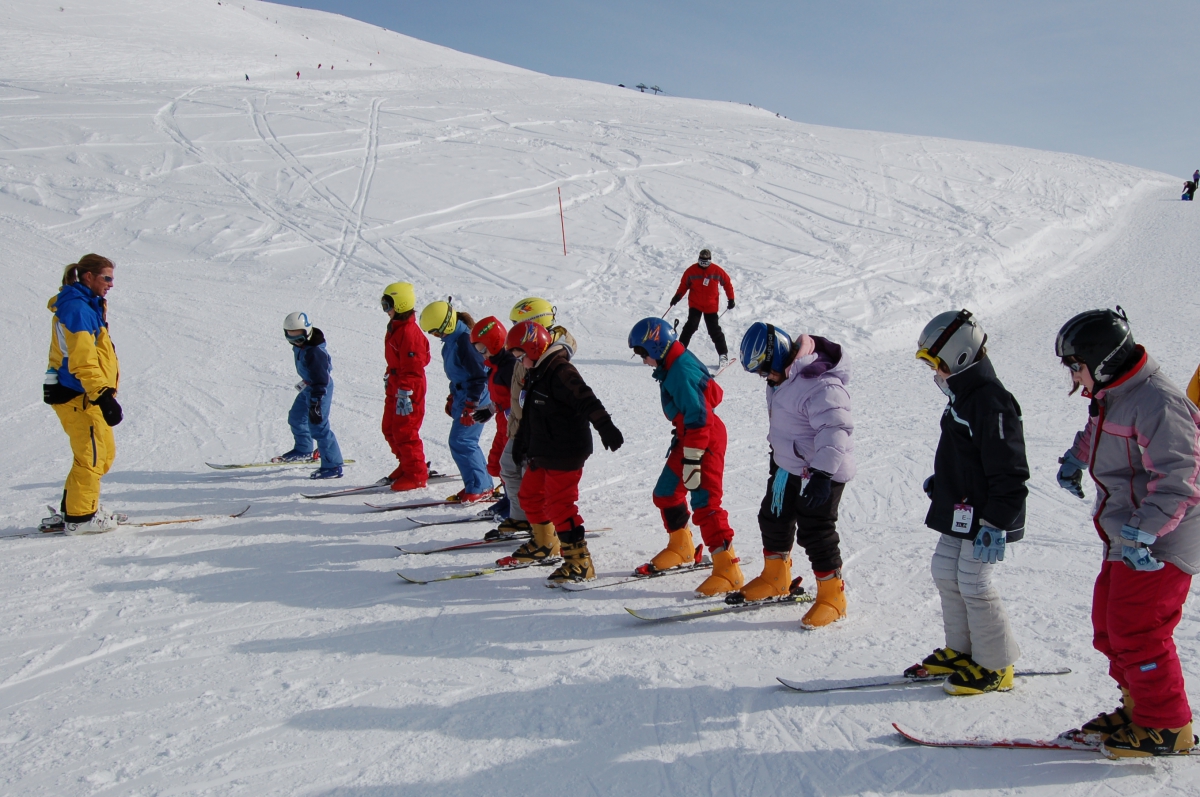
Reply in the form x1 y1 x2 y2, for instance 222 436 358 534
1068 349 1200 575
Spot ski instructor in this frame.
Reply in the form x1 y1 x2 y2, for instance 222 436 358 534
668 249 736 369
1055 308 1199 758
44 254 124 534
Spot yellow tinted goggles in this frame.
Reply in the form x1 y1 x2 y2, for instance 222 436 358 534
915 348 942 370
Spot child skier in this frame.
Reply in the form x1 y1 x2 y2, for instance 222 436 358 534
43 254 124 534
731 323 855 627
626 317 744 596
418 299 493 502
469 316 523 535
668 248 735 368
381 282 431 491
500 321 623 582
279 311 345 480
497 298 578 539
1055 308 1198 757
910 309 1027 694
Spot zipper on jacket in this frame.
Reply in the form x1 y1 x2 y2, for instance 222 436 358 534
1089 403 1111 550
90 425 97 467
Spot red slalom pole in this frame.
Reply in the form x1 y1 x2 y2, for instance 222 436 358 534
558 186 567 255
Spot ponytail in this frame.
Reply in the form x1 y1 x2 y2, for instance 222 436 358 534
62 254 114 287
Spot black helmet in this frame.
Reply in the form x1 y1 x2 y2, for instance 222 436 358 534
698 249 711 261
1055 307 1135 384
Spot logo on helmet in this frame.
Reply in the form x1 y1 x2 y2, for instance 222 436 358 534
642 325 662 344
521 325 540 344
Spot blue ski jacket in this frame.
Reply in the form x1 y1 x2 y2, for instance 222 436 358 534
293 328 333 404
440 319 490 409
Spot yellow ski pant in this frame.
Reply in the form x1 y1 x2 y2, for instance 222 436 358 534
53 396 115 520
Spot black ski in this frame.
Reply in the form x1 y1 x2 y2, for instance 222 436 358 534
558 558 712 592
777 667 1072 694
398 557 561 584
625 591 813 622
302 471 459 499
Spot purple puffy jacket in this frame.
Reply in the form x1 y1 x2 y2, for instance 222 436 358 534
766 336 855 483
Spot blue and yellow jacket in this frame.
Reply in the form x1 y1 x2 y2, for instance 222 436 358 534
653 340 723 451
46 283 119 401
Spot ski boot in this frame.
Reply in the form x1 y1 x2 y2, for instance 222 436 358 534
310 466 343 480
497 522 559 566
39 506 65 532
635 526 697 575
448 486 501 504
65 508 120 535
801 569 847 629
694 545 744 596
726 552 791 603
1101 722 1197 758
273 449 318 463
485 518 532 542
903 647 972 679
547 539 595 584
718 353 731 369
943 662 1014 695
1064 688 1133 746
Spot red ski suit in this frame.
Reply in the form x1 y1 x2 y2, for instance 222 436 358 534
651 341 734 551
483 350 515 477
672 262 735 313
383 314 430 483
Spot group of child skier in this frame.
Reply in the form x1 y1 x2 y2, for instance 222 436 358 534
45 250 1199 757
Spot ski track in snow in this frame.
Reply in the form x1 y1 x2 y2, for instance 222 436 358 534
0 1 1197 794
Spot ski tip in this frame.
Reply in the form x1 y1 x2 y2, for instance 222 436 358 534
232 505 252 518
892 723 921 744
396 572 427 585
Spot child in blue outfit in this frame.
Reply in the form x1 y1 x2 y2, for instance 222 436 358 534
419 300 494 501
277 311 344 479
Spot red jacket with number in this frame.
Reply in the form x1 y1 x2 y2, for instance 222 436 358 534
385 314 430 400
672 262 734 313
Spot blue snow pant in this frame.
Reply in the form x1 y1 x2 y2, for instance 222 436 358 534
289 386 344 467
449 394 493 495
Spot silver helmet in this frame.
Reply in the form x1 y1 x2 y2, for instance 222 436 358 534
283 311 312 343
916 309 987 374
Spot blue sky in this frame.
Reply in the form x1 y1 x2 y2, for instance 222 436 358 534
276 1 1198 176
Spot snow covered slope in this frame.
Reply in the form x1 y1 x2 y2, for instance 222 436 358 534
1 1 1196 794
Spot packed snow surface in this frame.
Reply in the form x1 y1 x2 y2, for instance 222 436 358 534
1 1 1196 794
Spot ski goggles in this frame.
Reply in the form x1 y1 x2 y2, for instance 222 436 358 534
285 330 308 345
915 349 943 370
1062 357 1085 373
380 295 394 313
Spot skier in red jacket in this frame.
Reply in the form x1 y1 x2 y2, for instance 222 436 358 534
669 249 736 368
381 282 431 491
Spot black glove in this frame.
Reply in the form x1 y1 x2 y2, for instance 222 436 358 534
802 469 832 508
669 294 681 307
596 418 624 451
95 388 123 427
922 475 935 499
473 406 495 424
727 299 735 310
308 402 323 425
445 394 454 416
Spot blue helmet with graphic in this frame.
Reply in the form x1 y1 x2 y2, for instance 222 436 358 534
739 322 794 374
628 317 677 361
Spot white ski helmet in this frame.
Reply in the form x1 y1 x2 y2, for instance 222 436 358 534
916 309 986 374
283 311 312 341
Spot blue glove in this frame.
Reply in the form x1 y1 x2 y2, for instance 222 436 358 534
1120 524 1164 571
1057 451 1086 499
395 389 413 416
922 475 935 499
972 525 1006 564
802 469 833 508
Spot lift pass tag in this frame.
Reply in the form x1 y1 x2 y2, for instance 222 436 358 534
952 503 974 534
703 278 710 286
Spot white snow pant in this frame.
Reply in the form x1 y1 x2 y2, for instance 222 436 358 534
931 535 1020 672
500 438 527 522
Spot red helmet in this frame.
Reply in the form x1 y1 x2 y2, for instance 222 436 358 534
470 316 508 356
506 321 552 361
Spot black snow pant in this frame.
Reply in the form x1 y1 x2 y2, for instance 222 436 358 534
679 308 728 356
757 461 845 573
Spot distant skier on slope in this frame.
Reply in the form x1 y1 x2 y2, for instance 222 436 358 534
495 298 578 541
498 321 623 583
626 318 744 596
1182 180 1196 201
1192 169 1198 184
43 254 124 534
911 310 1027 695
381 282 430 491
1055 308 1199 758
419 299 493 502
668 249 735 368
277 312 345 480
729 322 855 628
469 316 522 536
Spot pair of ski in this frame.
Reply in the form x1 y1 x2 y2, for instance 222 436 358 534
302 471 461 500
7 505 252 539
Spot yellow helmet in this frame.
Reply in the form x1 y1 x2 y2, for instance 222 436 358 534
381 282 415 314
419 300 457 335
509 297 555 328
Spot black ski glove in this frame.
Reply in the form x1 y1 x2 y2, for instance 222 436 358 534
308 402 323 425
669 294 682 307
95 388 123 427
727 299 735 310
472 406 495 424
922 475 935 499
596 418 624 451
802 469 832 508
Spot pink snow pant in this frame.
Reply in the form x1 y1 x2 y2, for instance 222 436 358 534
1092 559 1193 728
